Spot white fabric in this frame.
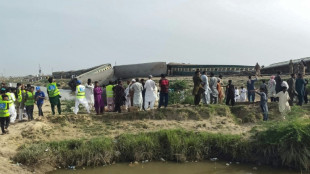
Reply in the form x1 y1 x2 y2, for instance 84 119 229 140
235 89 240 102
144 79 156 109
130 82 143 110
125 85 131 109
74 85 90 114
74 98 90 114
85 83 94 108
275 91 291 113
281 81 289 89
9 92 17 123
268 79 276 98
240 88 247 102
201 75 210 104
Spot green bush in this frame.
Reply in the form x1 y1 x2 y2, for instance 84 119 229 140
170 80 188 92
253 120 310 170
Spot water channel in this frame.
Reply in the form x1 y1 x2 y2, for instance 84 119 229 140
50 161 300 174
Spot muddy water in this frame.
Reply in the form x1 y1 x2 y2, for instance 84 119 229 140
51 161 299 174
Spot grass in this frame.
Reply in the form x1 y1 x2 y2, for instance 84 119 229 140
14 123 310 170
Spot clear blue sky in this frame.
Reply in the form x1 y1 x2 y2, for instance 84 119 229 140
1 0 310 76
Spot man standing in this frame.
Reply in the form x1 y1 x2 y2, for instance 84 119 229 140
106 81 115 112
47 77 61 115
0 94 10 134
85 79 94 110
275 71 282 101
113 80 125 113
124 80 132 110
158 74 169 109
74 80 90 114
295 73 307 106
247 75 257 102
260 80 268 96
226 80 235 106
35 87 45 117
130 79 143 110
201 71 210 104
144 75 156 110
209 72 218 104
140 79 146 110
192 71 203 105
287 74 297 106
25 86 35 121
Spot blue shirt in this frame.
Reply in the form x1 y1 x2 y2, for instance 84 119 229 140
35 91 45 105
247 79 257 90
256 92 267 105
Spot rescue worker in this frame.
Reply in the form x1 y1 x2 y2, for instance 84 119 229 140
0 94 10 134
25 86 35 121
106 81 115 112
47 77 61 115
74 80 90 115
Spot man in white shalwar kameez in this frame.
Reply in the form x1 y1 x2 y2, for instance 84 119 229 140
124 80 132 110
85 79 94 110
275 81 291 119
201 71 210 104
74 80 90 115
235 87 240 102
9 89 17 123
144 75 156 110
240 87 247 102
130 79 143 110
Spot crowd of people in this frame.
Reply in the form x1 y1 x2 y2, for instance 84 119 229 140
0 70 308 135
192 69 309 121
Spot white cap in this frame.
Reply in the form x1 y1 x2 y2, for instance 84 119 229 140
281 81 289 90
132 79 136 82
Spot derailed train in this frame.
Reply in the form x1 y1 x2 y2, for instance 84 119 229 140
51 62 254 91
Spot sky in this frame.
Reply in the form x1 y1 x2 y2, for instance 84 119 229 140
1 0 310 76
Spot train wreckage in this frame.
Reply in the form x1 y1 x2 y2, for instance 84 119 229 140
52 62 255 91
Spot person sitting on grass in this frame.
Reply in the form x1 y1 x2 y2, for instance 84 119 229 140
275 81 291 119
0 94 10 135
255 87 268 121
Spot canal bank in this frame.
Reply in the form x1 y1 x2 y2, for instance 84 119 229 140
3 103 310 174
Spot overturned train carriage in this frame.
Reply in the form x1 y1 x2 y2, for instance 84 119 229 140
167 63 255 76
261 57 310 75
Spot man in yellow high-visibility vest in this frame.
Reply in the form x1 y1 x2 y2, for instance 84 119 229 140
74 80 90 115
106 81 115 112
0 94 10 134
47 77 61 115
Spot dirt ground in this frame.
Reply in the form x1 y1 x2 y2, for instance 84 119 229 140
1 74 309 174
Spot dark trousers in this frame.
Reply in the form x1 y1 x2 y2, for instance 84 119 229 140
226 95 235 106
37 103 44 116
248 91 255 102
51 101 61 115
26 105 34 120
210 95 217 104
158 92 169 108
194 94 201 105
297 94 304 106
304 91 308 104
260 104 268 121
288 93 295 106
114 103 122 113
0 116 10 133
